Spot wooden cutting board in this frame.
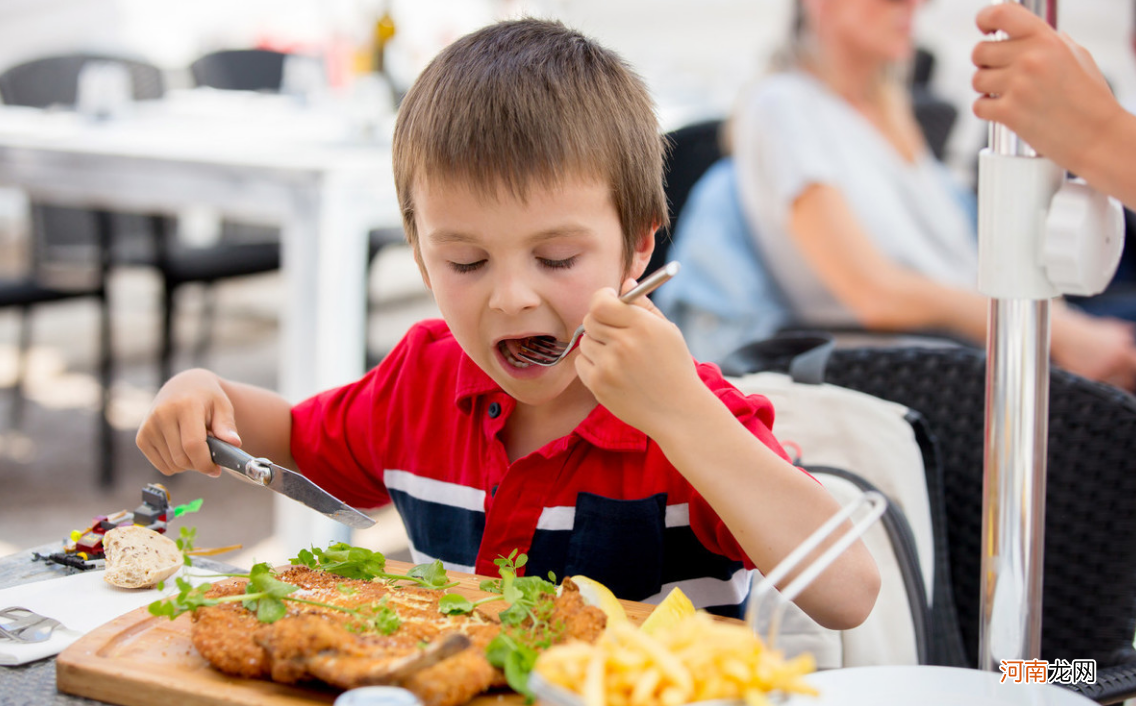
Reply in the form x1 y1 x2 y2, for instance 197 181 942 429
56 560 659 706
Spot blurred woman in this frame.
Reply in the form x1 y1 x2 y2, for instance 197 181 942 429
730 0 1136 388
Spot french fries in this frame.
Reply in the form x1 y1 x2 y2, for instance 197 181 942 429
535 613 816 706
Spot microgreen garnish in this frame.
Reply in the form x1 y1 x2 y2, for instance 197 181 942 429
486 631 541 700
369 597 401 635
148 561 405 631
291 542 458 589
175 526 197 566
438 550 563 703
438 592 503 615
148 540 451 634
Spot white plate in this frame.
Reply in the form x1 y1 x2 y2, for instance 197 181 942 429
532 665 1096 706
781 666 1096 706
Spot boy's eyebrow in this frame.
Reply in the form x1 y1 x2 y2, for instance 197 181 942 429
426 230 479 245
426 227 593 245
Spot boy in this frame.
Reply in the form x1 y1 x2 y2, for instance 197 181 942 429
136 18 878 629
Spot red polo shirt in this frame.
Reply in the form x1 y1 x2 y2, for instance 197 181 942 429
291 319 793 616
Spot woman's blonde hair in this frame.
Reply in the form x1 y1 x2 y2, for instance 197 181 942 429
771 0 913 86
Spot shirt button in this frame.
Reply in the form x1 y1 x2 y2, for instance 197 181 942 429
487 402 502 418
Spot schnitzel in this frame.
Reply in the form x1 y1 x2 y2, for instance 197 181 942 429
190 566 605 706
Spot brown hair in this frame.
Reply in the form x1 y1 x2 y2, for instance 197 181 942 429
392 18 668 271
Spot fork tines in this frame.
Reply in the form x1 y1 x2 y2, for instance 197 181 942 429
517 336 566 363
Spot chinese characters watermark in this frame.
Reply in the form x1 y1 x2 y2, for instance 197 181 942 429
999 659 1096 685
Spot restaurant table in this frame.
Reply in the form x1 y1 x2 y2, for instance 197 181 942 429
0 97 400 552
0 543 242 705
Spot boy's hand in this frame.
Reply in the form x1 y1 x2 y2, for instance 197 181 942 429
135 369 241 478
575 278 706 436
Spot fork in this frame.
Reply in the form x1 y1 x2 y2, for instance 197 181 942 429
515 261 680 366
0 607 63 643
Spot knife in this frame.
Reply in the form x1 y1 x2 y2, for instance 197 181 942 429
206 437 375 529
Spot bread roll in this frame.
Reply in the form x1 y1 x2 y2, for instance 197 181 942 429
103 525 183 589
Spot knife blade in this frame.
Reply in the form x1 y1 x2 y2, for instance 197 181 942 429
206 437 375 529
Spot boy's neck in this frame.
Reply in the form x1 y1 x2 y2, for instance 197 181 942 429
500 379 598 463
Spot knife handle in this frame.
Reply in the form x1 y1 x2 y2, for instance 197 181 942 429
206 436 272 484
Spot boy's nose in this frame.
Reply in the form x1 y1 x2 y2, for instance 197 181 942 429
488 273 541 314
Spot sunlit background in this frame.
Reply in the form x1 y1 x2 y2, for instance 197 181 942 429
2 0 1134 174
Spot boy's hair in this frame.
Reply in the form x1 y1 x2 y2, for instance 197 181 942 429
393 18 668 271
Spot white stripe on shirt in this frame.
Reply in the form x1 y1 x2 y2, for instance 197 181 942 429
536 502 693 531
664 503 690 527
536 506 576 531
384 470 486 513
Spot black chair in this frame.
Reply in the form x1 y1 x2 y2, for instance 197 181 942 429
818 346 1136 704
912 88 958 162
143 216 282 383
0 53 285 386
0 53 167 486
649 119 725 276
0 209 115 487
189 48 402 370
189 49 289 92
911 47 959 162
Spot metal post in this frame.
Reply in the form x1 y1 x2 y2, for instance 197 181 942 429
978 0 1057 672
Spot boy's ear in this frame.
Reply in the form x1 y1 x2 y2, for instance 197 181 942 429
629 226 657 279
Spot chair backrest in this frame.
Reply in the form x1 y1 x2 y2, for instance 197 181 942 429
0 54 166 271
823 346 1136 669
189 49 288 92
0 53 164 108
649 119 725 275
912 87 958 162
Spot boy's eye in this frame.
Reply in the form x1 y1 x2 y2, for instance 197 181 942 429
539 256 577 270
449 260 486 274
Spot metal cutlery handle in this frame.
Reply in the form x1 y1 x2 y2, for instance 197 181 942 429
207 436 273 485
619 261 680 303
0 607 63 644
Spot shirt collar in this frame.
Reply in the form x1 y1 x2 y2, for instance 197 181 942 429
453 351 648 452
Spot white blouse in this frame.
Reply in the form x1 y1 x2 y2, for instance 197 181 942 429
732 70 978 327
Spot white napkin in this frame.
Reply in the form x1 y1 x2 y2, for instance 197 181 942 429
0 567 201 666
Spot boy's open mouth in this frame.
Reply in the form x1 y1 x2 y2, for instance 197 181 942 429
498 339 536 369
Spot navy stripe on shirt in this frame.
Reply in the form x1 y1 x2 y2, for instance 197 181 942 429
388 488 484 569
383 475 749 616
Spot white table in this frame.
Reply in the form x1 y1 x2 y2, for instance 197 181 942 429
0 102 400 552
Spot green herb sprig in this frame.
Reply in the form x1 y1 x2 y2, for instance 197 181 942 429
291 542 458 589
438 550 562 701
149 541 455 632
175 526 197 567
148 561 404 633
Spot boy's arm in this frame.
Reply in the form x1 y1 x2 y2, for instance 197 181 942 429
136 368 293 477
576 288 881 630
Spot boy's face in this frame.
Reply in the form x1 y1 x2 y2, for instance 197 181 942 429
413 175 652 407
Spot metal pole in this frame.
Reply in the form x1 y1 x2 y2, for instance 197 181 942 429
978 0 1057 672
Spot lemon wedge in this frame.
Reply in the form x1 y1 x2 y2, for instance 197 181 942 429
639 586 695 635
571 575 628 624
